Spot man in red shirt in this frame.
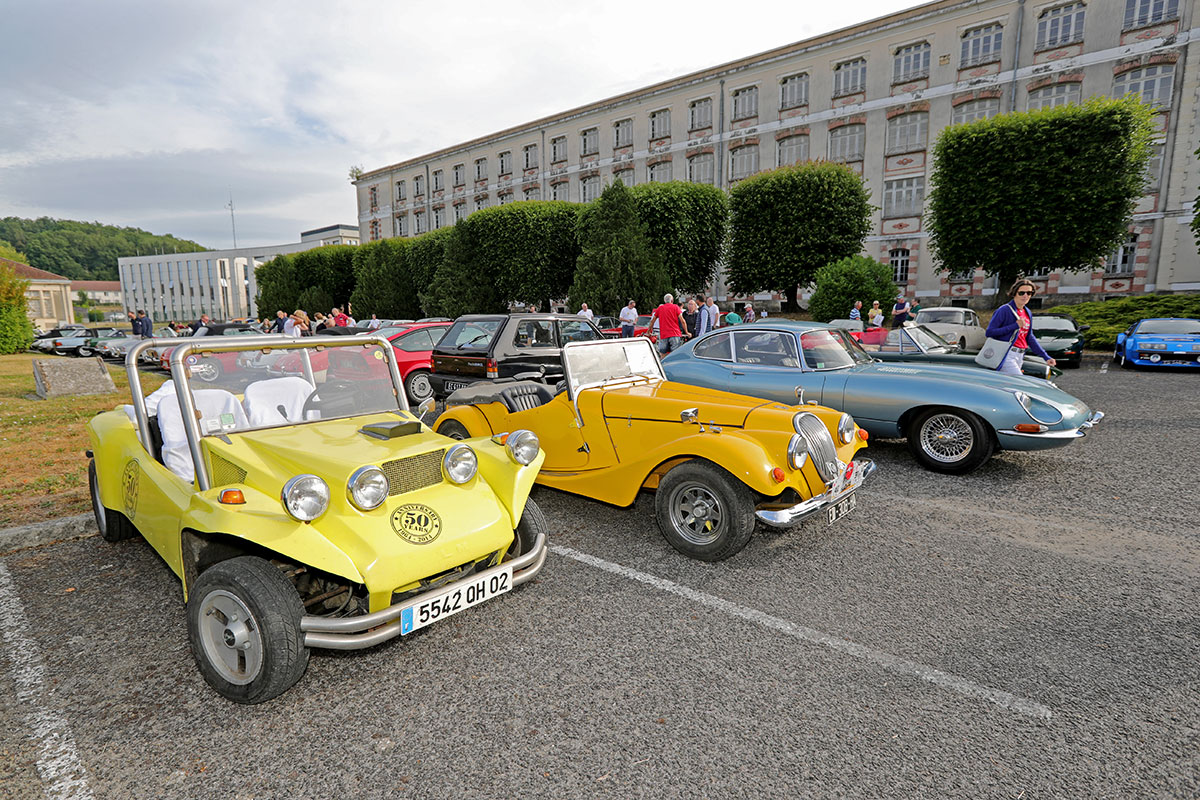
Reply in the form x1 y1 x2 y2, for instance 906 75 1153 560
331 307 350 328
651 293 688 354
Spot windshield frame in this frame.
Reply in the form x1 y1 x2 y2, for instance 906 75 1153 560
562 338 665 426
797 328 863 371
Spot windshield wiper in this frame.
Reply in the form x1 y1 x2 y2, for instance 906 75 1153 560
456 333 492 349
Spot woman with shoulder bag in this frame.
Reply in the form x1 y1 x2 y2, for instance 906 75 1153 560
984 278 1056 376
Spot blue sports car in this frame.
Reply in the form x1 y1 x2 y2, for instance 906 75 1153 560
1113 318 1200 368
662 320 1103 474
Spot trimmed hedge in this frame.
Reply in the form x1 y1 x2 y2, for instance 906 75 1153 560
349 237 424 320
630 181 727 296
1051 294 1200 349
808 256 898 323
255 253 299 318
290 245 356 310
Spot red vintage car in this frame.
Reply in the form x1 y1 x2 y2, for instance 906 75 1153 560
597 314 652 339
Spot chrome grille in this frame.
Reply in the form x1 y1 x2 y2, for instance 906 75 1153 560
381 449 444 496
796 412 839 483
209 453 247 486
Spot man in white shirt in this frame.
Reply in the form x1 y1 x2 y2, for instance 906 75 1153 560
578 303 594 320
618 300 638 338
704 297 719 330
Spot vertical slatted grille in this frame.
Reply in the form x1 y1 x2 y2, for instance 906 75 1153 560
381 450 445 496
796 413 839 483
209 453 247 486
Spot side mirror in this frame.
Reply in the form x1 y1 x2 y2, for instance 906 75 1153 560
680 407 699 424
417 397 434 421
1078 324 1090 332
794 386 805 405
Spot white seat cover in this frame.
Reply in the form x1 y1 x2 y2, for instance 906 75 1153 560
158 389 249 482
242 376 315 427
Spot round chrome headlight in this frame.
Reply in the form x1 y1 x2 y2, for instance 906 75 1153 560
837 413 855 444
281 474 330 522
506 429 540 466
787 434 809 470
347 466 389 511
443 444 478 484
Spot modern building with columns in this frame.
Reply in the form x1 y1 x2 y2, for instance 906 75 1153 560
353 0 1198 306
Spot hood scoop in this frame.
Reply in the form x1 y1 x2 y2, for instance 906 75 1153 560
360 420 421 440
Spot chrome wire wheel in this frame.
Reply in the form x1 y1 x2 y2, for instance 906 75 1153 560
195 589 263 686
918 413 974 463
666 481 726 546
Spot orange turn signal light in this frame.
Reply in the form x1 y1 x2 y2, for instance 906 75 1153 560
219 489 246 505
857 429 869 441
771 467 786 483
1013 423 1044 433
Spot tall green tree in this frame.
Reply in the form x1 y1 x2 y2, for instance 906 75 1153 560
0 217 206 281
630 182 728 295
290 246 356 311
350 238 424 320
0 264 35 354
424 227 508 319
927 96 1155 296
726 162 872 312
0 240 27 264
255 254 299 318
570 180 671 315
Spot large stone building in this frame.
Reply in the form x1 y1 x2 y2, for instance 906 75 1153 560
116 224 359 323
354 0 1198 306
6 258 75 330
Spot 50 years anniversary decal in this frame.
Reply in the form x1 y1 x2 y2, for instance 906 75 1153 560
390 504 442 545
122 459 140 519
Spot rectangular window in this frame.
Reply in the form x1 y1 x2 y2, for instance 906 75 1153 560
474 158 488 181
474 196 489 212
961 24 1003 67
453 164 465 186
581 176 601 202
647 161 672 183
893 42 930 82
551 182 567 202
454 204 466 223
396 180 406 200
581 127 599 155
396 215 408 236
732 86 759 120
687 153 714 184
1124 0 1179 29
1037 3 1086 48
614 118 633 148
432 169 444 191
523 186 541 201
414 212 426 235
883 176 926 218
833 59 867 96
1114 65 1175 106
951 98 1001 124
1107 233 1138 274
890 248 911 284
886 112 928 154
777 135 809 166
780 73 809 109
689 98 713 130
498 192 512 206
413 175 425 196
650 109 671 139
1028 82 1082 110
499 151 512 175
433 207 444 229
523 144 538 170
614 169 634 187
368 186 378 209
1145 142 1164 191
828 124 866 162
369 219 381 241
551 136 567 163
729 145 759 181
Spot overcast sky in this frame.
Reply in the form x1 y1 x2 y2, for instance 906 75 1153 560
0 0 917 250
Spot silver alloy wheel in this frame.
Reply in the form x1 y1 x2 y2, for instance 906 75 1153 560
195 589 263 686
918 413 974 463
407 371 433 401
193 361 220 382
666 481 725 546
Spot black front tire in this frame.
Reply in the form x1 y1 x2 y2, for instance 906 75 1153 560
654 460 756 562
89 460 137 542
187 557 309 704
506 496 547 565
436 419 471 440
906 408 994 474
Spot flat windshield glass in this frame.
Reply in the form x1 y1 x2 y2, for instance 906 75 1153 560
916 310 963 324
565 339 664 395
907 325 953 350
1032 317 1077 333
1137 319 1200 335
442 319 502 350
799 330 858 370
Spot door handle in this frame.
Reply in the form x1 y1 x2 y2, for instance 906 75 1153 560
732 371 745 376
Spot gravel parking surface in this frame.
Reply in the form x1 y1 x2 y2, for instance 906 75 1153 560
1 362 1196 799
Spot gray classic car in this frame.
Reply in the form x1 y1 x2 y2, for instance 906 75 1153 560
661 320 1102 474
912 307 986 350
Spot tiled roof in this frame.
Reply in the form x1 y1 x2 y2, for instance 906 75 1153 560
70 280 121 291
1 257 70 282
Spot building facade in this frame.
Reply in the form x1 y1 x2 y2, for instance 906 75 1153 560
6 258 75 330
116 224 359 323
70 280 122 305
354 0 1199 305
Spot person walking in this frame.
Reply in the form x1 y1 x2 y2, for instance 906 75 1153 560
985 279 1055 376
651 293 687 355
618 300 638 338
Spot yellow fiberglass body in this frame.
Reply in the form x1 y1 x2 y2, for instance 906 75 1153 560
86 333 548 705
436 337 876 563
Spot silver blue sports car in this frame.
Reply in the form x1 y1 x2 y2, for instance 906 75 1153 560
662 320 1103 474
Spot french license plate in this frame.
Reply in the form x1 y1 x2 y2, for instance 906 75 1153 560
826 492 857 525
442 380 470 392
400 566 513 635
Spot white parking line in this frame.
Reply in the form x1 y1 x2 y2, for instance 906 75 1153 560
1099 362 1109 374
0 562 95 800
552 545 1053 721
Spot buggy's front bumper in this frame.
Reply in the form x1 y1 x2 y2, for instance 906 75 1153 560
300 531 548 650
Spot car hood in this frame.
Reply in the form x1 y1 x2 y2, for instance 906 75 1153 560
599 380 772 427
1034 333 1080 347
860 360 1079 401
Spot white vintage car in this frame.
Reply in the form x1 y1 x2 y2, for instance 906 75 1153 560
912 307 986 351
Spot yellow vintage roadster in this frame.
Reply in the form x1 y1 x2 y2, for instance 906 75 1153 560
86 333 548 703
435 337 875 561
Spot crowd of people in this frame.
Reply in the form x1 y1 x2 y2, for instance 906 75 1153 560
848 295 923 330
593 295 766 355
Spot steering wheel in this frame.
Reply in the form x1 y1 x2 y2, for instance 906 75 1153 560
302 380 365 419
